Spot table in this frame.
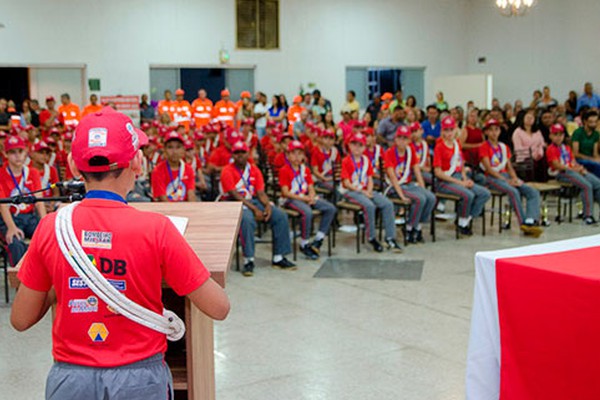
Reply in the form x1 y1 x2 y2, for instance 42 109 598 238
466 234 600 400
9 202 242 400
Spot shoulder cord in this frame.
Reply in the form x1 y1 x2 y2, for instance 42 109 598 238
55 203 185 341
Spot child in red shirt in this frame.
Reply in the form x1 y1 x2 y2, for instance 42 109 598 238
364 127 383 187
433 116 490 236
384 126 435 243
409 121 432 185
546 123 600 224
341 133 401 252
151 132 196 202
310 128 340 193
0 135 46 266
280 140 336 259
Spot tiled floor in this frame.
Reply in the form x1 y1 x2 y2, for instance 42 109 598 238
0 215 595 399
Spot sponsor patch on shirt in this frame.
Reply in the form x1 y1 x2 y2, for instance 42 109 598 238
69 296 99 313
88 322 109 342
88 128 108 148
69 277 126 291
81 230 113 249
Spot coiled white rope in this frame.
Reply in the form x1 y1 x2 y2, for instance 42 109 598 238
55 202 186 341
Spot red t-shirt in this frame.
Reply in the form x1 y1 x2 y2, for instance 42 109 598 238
546 143 574 171
433 140 464 174
479 141 512 174
365 145 383 174
31 164 60 197
17 199 210 367
341 155 373 190
384 146 418 184
311 146 340 177
279 163 313 195
208 146 233 168
220 163 264 200
0 165 42 214
151 160 195 201
410 140 430 168
273 152 287 170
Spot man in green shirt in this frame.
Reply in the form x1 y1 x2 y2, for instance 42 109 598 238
572 110 600 177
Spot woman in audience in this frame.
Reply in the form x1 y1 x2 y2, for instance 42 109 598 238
566 90 578 120
460 108 484 167
324 111 336 130
512 109 547 181
406 95 417 110
268 95 286 124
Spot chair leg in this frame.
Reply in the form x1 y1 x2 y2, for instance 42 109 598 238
491 195 496 227
557 194 562 224
4 252 8 304
498 196 502 234
482 203 486 237
569 196 573 223
235 237 240 271
431 202 436 242
455 200 460 240
292 217 297 261
355 213 361 254
327 230 332 257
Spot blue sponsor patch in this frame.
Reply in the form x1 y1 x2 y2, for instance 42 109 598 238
69 277 126 291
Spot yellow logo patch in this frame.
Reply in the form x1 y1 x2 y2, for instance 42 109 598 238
88 322 109 342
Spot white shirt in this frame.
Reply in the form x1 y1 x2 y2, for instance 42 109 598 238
253 102 268 128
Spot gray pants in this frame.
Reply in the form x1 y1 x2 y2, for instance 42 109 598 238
556 170 600 217
344 191 396 240
388 183 436 227
0 212 39 267
46 353 173 400
284 198 337 239
240 198 291 258
436 172 491 219
486 173 541 224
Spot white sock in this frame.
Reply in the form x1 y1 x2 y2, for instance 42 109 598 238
315 231 325 240
273 254 283 263
524 218 534 225
406 224 413 231
415 224 422 231
458 217 470 228
244 257 254 264
301 239 310 247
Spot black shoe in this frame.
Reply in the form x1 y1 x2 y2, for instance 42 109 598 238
272 257 298 270
300 244 319 260
369 238 384 252
415 229 425 244
584 216 598 225
311 238 324 254
406 228 417 244
386 238 403 253
459 225 473 236
242 261 254 277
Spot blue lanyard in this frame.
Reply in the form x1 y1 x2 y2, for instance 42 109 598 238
166 162 181 187
488 141 502 165
234 164 252 194
85 190 127 204
351 155 365 185
7 167 26 196
559 145 571 165
285 159 306 192
395 147 407 173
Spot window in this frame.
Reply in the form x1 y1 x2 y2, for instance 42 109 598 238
237 0 279 49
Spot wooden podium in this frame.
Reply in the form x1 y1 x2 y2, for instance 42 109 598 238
8 202 242 400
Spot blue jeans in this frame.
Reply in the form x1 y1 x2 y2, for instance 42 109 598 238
388 183 436 227
239 198 291 258
0 212 39 266
436 172 491 218
343 191 396 240
577 159 600 178
284 198 337 240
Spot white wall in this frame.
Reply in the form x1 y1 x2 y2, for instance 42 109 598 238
29 68 84 107
0 0 468 110
466 0 600 106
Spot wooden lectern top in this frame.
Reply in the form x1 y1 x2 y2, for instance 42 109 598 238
131 202 242 289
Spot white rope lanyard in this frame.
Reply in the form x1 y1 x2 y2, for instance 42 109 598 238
55 202 186 341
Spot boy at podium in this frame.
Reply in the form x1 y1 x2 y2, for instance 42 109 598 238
10 108 230 399
220 141 296 276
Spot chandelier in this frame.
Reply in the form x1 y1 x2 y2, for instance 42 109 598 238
495 0 537 17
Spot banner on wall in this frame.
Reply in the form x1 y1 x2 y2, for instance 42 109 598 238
100 95 140 126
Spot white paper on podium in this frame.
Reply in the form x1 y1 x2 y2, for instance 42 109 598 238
167 216 189 235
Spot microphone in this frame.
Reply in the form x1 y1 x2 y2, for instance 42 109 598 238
52 180 86 191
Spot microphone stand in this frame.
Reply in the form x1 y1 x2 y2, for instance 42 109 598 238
0 193 85 204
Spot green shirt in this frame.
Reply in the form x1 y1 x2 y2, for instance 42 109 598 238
572 127 599 157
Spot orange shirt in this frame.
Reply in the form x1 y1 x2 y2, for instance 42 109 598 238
212 100 237 127
58 103 81 128
173 100 192 131
191 98 213 128
287 105 305 133
157 100 176 121
82 104 103 117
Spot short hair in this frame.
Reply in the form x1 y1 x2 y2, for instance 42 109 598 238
426 104 439 112
348 90 356 97
583 110 599 121
393 105 404 112
61 93 70 100
79 156 125 181
312 89 321 96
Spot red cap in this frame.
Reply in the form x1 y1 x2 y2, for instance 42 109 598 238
221 89 230 97
349 133 367 145
240 91 252 99
232 141 249 153
278 132 293 143
63 132 74 142
305 121 315 130
164 131 185 144
550 123 565 134
409 122 422 132
141 122 151 131
46 137 57 145
0 131 7 139
319 128 335 138
287 140 305 152
441 116 456 130
45 96 55 102
363 127 374 136
396 126 411 138
353 120 366 128
266 120 277 128
183 139 194 150
49 127 60 136
175 89 185 96
242 118 255 126
194 131 206 141
293 95 302 104
72 107 148 172
31 140 51 152
226 129 242 145
484 119 500 130
5 135 27 152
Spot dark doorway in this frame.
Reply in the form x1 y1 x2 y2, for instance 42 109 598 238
180 68 226 103
0 68 29 111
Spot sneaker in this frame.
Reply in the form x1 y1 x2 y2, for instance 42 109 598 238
520 224 543 238
369 238 384 252
242 261 254 277
311 238 324 254
584 216 598 225
272 257 298 270
459 225 473 236
300 244 319 260
415 229 425 244
386 238 403 253
406 228 417 244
